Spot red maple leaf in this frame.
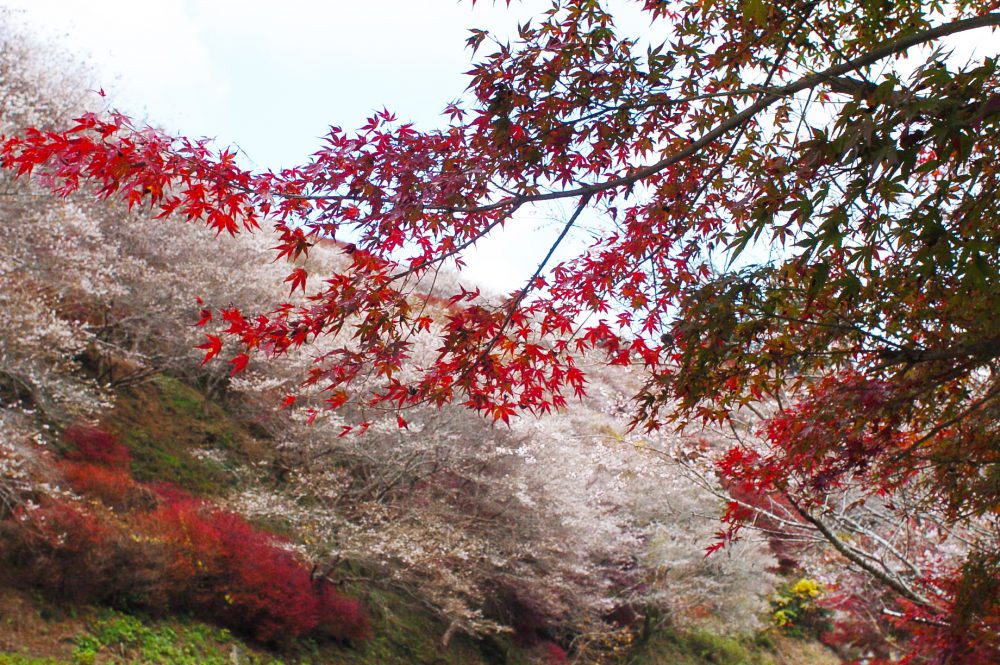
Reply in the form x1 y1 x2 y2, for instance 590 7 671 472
196 335 222 365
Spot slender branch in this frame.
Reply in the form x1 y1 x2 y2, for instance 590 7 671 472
473 194 591 365
442 13 1000 214
787 495 934 608
388 199 524 281
889 381 1000 463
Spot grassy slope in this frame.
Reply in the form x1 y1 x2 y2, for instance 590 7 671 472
100 374 272 495
0 589 835 665
629 627 840 665
0 586 282 665
0 586 507 665
0 372 839 664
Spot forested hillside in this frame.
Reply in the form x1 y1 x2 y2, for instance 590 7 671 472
0 14 831 664
0 2 995 663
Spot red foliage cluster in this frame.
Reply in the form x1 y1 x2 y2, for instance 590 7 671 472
146 495 370 643
713 374 915 505
540 640 569 664
58 461 146 511
63 422 131 469
817 591 896 663
58 423 150 511
0 426 369 646
884 560 1000 665
713 473 805 574
2 500 120 600
712 375 1000 662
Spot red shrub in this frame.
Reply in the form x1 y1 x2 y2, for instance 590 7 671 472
147 480 196 505
817 590 894 662
198 510 319 642
1 500 117 600
140 501 369 643
0 440 369 646
64 423 130 469
212 509 369 643
540 641 569 664
59 460 147 510
26 499 112 553
137 498 226 602
315 584 372 643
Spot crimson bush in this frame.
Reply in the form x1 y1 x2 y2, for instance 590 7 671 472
64 423 130 469
0 456 369 646
143 496 370 643
59 460 149 511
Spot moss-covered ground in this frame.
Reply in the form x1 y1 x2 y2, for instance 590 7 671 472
99 374 271 495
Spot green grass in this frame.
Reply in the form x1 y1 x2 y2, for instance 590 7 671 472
102 374 269 495
69 610 287 665
153 374 203 418
0 656 63 665
6 600 518 665
628 626 779 665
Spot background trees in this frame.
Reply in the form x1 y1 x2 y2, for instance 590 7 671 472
1 1 998 661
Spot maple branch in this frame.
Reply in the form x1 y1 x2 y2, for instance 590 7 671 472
830 510 926 581
447 12 1000 214
684 3 812 241
480 194 590 358
786 495 935 609
889 380 1000 464
389 199 524 281
667 451 822 535
875 336 1000 367
881 608 951 629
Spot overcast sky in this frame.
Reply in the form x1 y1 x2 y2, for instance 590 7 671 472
4 1 562 166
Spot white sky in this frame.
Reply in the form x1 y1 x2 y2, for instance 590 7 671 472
5 1 554 167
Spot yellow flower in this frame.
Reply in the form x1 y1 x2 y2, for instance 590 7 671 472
791 578 822 598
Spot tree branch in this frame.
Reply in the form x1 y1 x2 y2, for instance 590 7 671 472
446 13 1000 214
787 495 935 608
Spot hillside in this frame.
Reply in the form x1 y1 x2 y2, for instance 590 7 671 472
0 338 837 665
0 366 837 665
0 587 837 665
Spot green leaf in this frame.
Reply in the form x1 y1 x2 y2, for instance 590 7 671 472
743 0 768 26
807 260 830 300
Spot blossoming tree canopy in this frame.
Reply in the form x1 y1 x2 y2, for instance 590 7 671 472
2 0 999 657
